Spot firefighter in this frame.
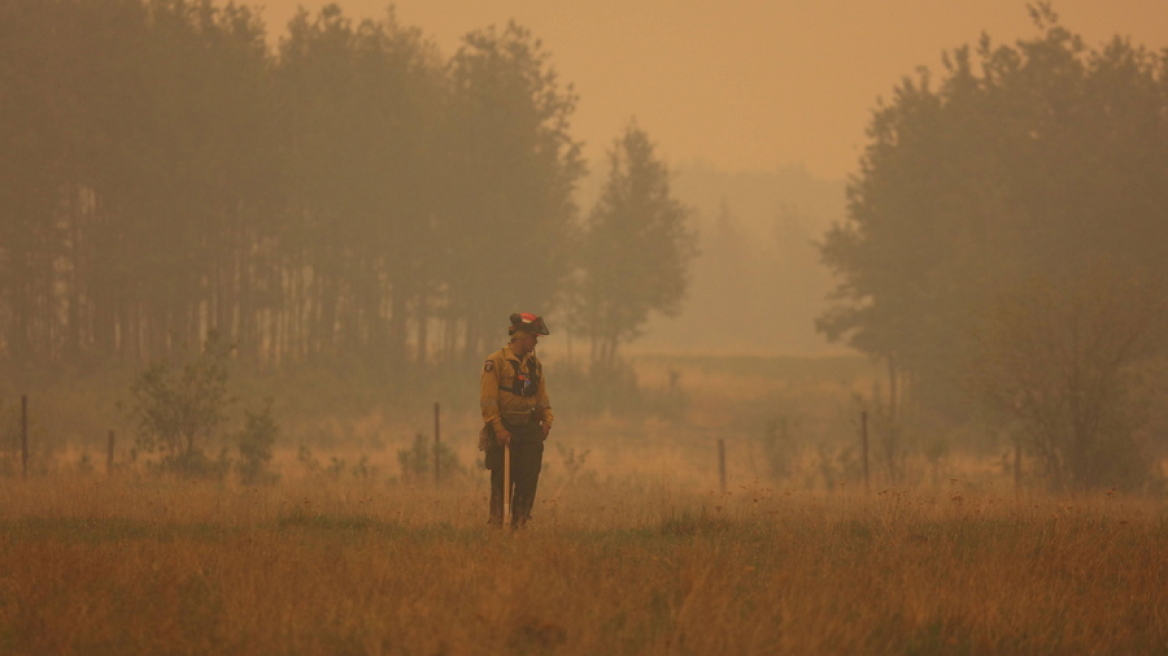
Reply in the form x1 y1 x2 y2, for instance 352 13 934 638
480 312 553 527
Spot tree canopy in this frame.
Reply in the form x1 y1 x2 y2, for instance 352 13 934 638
818 4 1168 417
966 263 1168 490
569 123 696 370
0 0 608 380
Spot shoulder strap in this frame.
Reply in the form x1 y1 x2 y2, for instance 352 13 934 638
500 352 539 395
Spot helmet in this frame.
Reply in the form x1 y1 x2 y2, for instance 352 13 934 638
509 312 550 335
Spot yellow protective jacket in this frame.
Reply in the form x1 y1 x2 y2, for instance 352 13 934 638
480 344 553 434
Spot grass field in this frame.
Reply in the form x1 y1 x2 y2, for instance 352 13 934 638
1 354 1165 654
1 473 1165 655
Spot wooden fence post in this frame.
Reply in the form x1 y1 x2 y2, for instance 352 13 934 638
21 395 28 479
1014 438 1022 502
107 430 116 476
861 410 870 494
717 438 727 493
433 402 441 487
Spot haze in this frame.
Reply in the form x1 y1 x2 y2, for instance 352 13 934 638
258 0 1168 179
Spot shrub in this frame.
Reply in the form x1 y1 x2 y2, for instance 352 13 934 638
397 433 464 484
127 330 235 478
237 399 279 485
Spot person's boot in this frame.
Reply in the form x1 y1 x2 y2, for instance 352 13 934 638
511 510 531 530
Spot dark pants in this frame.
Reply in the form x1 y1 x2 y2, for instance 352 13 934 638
485 421 544 527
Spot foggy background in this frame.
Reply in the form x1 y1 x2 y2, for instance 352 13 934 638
2 0 1167 493
4 7 1168 650
257 0 1168 355
261 0 1168 178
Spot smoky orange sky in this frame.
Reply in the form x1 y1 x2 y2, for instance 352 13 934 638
257 1 1168 180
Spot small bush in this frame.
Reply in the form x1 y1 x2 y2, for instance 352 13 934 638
297 445 321 473
760 417 797 480
237 399 279 485
554 442 591 483
156 448 231 480
397 433 465 484
128 330 232 470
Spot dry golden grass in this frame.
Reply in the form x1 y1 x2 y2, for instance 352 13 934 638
1 470 1165 656
3 353 1164 654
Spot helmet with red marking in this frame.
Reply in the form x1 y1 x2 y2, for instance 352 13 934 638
508 312 550 336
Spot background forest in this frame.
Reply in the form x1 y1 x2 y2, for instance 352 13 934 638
0 1 830 395
2 1 1167 492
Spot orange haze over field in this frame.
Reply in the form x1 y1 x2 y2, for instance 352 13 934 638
256 0 1168 180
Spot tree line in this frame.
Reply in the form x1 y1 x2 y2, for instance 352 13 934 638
0 0 694 377
819 4 1168 489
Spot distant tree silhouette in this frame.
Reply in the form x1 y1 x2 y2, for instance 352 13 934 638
818 4 1168 420
441 22 584 361
570 122 697 371
967 263 1168 490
